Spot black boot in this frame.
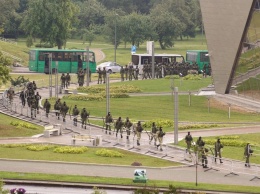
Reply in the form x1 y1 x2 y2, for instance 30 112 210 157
137 141 140 146
116 133 118 137
121 134 123 138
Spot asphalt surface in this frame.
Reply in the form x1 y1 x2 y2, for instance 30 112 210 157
1 77 260 190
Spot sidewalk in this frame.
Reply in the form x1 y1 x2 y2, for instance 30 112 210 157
1 81 260 188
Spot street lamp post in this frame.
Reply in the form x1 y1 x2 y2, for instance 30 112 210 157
114 14 118 64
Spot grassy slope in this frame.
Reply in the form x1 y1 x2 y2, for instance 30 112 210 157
0 113 43 137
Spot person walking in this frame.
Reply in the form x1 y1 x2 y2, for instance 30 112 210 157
80 108 89 129
60 73 66 89
97 67 102 84
214 138 224 163
244 143 253 167
60 101 69 122
124 65 129 80
65 73 71 88
124 117 133 140
156 127 165 151
185 132 193 154
19 90 26 107
201 142 209 168
105 112 113 135
136 121 143 146
102 67 106 84
72 105 80 126
115 117 124 138
43 99 51 118
149 122 158 146
54 98 62 120
120 66 125 81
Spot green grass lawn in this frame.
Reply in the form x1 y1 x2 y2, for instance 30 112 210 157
1 171 260 193
0 145 178 167
178 133 260 164
0 113 43 137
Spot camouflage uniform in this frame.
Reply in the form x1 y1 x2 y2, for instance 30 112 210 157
43 99 51 117
80 108 89 129
72 105 80 126
149 122 158 146
30 95 37 118
185 132 193 154
54 99 62 120
124 65 129 80
214 139 223 163
120 66 125 81
105 112 113 135
97 68 102 84
61 73 66 89
65 73 71 88
156 127 165 151
124 117 132 140
136 121 143 146
60 102 69 122
115 117 124 138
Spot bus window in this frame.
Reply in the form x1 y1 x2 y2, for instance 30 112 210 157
132 55 139 65
143 59 148 64
186 52 197 63
53 52 63 61
29 51 36 61
85 52 95 62
162 57 169 63
200 52 209 62
38 52 45 61
64 52 72 61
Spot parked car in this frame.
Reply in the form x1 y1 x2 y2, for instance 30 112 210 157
96 61 122 73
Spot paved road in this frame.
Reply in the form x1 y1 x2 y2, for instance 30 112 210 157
1 79 260 189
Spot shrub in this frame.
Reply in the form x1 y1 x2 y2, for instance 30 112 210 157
53 146 88 154
203 139 249 147
101 92 129 98
178 124 220 130
78 85 141 94
26 144 55 151
131 161 142 166
183 74 203 80
62 94 103 101
164 75 180 79
95 149 124 157
10 121 37 130
143 119 173 128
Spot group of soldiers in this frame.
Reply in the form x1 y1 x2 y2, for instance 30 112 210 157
18 81 41 118
185 132 224 168
96 67 107 84
77 68 92 86
185 132 254 168
120 65 139 81
60 73 71 89
105 112 165 150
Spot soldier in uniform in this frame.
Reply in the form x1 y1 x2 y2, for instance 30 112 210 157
35 92 41 113
244 143 253 167
129 65 133 81
43 99 51 117
124 65 129 80
80 108 89 129
149 122 158 146
60 101 69 122
135 66 139 80
97 67 102 84
115 117 124 138
105 112 113 134
30 95 37 118
65 73 71 88
102 67 106 84
61 73 66 89
120 66 125 81
72 105 80 126
196 136 204 152
32 81 37 91
124 117 132 140
19 90 26 107
214 138 223 163
7 87 15 104
185 132 193 154
201 142 209 168
136 121 143 146
156 127 165 151
54 98 62 120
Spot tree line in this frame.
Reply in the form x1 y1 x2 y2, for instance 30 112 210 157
0 0 202 49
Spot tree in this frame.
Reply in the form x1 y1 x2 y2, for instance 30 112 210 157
150 7 182 49
21 0 79 49
0 52 12 87
121 13 154 47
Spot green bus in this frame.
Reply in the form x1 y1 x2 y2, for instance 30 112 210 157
186 50 209 72
29 49 96 73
